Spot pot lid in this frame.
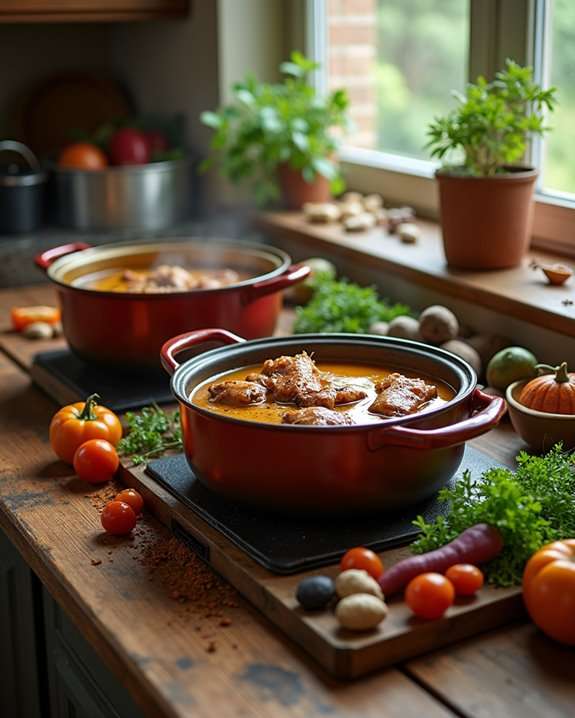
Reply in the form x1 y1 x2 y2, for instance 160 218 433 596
0 140 46 187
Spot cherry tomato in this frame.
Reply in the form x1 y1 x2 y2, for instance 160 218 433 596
445 564 484 596
115 488 144 515
340 547 384 580
405 573 455 620
58 142 108 170
73 439 119 484
101 501 136 536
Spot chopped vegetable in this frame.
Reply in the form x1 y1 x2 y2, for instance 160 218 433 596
405 573 455 620
11 305 60 332
445 564 484 596
73 439 119 484
293 274 409 334
50 394 122 464
340 547 384 580
101 500 137 535
116 488 144 515
523 539 575 646
380 524 502 596
411 446 575 587
118 405 183 465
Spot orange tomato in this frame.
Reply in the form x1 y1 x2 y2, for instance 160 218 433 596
116 488 144 515
340 547 384 580
445 564 484 596
405 573 455 620
58 142 108 170
50 394 122 464
523 539 575 646
73 439 119 484
101 501 136 535
11 305 60 332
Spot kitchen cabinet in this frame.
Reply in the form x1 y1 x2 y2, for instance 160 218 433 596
0 529 43 718
43 590 145 718
0 1 189 23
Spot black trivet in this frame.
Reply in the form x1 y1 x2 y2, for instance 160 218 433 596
31 349 173 412
146 446 502 574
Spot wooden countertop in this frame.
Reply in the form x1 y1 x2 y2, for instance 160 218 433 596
1 284 574 718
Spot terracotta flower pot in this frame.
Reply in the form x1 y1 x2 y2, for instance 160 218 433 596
277 163 331 209
436 166 538 270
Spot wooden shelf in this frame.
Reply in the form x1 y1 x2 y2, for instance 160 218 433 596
0 0 189 23
257 211 575 339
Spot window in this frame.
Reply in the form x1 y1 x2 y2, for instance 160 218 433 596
324 0 470 164
537 0 575 199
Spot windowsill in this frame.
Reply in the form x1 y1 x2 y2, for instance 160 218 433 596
257 211 575 339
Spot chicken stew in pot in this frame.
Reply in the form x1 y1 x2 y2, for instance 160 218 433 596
192 351 454 426
80 265 249 293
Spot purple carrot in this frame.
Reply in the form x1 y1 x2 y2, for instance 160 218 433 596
379 524 503 596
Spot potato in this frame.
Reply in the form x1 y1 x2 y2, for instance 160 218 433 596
441 339 482 375
386 316 420 340
335 570 383 600
419 305 459 344
336 594 388 631
368 321 389 336
343 212 376 232
303 202 340 223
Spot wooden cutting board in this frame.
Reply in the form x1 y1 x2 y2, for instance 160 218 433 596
120 460 523 679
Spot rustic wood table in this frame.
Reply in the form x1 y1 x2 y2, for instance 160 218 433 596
1 284 574 718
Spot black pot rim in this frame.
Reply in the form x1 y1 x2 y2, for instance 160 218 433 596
170 333 477 433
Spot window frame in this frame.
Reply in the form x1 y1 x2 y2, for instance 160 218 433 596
299 0 575 256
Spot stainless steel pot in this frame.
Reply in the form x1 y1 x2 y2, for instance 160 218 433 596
53 158 190 231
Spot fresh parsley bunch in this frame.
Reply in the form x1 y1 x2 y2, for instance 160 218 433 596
293 274 410 334
118 405 183 465
412 446 575 586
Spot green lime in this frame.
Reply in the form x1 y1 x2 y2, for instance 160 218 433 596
486 346 538 390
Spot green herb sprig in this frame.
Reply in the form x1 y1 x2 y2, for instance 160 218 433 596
412 446 575 586
293 273 410 334
118 405 183 465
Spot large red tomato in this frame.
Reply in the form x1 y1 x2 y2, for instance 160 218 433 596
109 128 150 165
523 539 575 646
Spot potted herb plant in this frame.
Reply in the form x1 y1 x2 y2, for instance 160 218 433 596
427 60 557 270
200 52 349 208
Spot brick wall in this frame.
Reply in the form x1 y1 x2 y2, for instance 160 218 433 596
327 0 377 149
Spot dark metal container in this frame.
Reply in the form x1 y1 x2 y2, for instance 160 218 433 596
0 141 46 234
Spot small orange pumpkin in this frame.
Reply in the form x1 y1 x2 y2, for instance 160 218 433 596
519 362 575 414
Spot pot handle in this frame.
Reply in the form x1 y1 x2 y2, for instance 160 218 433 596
243 264 310 302
35 242 92 271
367 389 506 451
161 329 246 376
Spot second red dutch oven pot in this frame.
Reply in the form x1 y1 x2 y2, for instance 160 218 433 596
35 240 309 371
161 329 506 515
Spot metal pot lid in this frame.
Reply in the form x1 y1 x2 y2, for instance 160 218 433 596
0 140 46 187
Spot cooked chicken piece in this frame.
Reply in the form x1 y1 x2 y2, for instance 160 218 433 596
369 373 437 417
247 352 367 408
282 407 353 426
196 269 240 289
208 380 266 406
122 266 240 293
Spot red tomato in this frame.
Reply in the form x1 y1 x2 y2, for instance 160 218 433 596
116 488 144 515
101 501 136 536
445 564 484 596
109 128 150 165
340 547 384 580
59 142 108 170
73 439 119 484
144 130 168 156
405 573 455 620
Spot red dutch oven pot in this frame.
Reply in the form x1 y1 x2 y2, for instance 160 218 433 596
35 239 309 371
161 329 506 515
